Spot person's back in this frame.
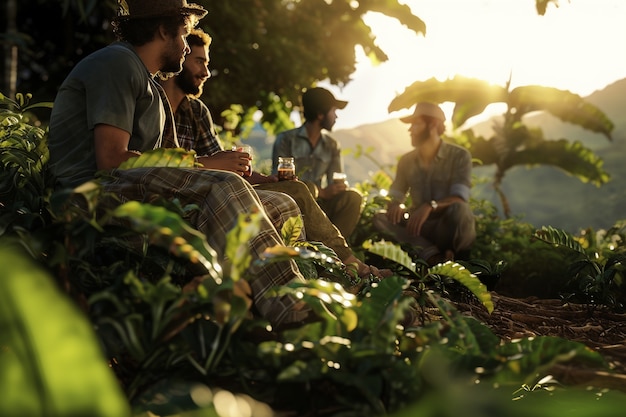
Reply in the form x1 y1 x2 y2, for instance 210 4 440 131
49 43 163 188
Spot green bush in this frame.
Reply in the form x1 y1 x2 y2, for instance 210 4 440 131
2 93 625 417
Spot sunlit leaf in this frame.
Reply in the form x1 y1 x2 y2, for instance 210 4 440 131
0 245 129 417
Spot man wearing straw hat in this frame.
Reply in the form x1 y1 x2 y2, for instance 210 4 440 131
48 0 312 328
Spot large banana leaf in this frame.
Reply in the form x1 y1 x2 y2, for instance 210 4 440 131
508 86 613 139
387 76 508 128
503 139 610 186
365 0 426 36
0 244 130 417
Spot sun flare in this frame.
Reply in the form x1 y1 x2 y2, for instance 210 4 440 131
325 0 626 129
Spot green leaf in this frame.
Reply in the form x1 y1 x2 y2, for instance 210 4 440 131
225 209 262 281
509 85 614 140
0 245 130 417
113 201 221 281
388 76 508 128
280 215 305 246
117 148 199 170
533 226 586 255
429 262 494 313
493 336 607 386
363 239 416 273
505 138 610 186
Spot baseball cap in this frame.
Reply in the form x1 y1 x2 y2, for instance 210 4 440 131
302 87 348 114
400 102 446 123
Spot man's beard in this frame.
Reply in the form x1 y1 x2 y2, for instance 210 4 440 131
161 41 185 75
411 128 430 147
161 55 184 75
175 66 202 97
320 114 334 131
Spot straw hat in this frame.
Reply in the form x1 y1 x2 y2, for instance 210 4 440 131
117 0 208 20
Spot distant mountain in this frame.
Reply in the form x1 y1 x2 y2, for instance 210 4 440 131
332 78 626 233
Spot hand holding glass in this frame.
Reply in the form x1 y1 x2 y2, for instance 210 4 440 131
332 172 348 187
232 145 253 177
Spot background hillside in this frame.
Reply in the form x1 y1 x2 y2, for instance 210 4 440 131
252 78 625 233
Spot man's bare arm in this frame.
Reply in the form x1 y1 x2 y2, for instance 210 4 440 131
94 124 141 170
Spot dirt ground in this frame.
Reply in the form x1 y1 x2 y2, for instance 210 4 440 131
453 292 626 390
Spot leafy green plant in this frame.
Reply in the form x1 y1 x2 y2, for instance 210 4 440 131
534 225 626 311
0 93 54 234
3 92 625 417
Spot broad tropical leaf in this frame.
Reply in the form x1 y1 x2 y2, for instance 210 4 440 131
225 209 262 281
492 336 607 386
118 147 199 169
533 225 585 255
504 138 610 186
429 261 494 313
0 244 129 417
364 239 416 273
113 201 222 281
388 76 508 128
509 86 613 139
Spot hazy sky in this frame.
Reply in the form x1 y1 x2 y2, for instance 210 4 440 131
321 0 626 130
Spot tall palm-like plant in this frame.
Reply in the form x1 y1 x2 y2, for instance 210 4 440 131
388 76 614 217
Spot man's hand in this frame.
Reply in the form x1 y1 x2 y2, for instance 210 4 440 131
318 181 347 199
406 203 432 237
385 202 407 225
196 150 250 176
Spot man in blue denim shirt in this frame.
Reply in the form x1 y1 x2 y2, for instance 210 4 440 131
373 102 476 266
272 87 363 238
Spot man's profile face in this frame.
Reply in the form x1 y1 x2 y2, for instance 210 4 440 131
409 117 430 147
175 44 210 97
161 25 191 74
320 107 338 131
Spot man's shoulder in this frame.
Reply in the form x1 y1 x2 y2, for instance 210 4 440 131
398 149 418 160
442 140 471 156
188 96 210 114
74 42 143 76
275 126 301 140
321 132 339 146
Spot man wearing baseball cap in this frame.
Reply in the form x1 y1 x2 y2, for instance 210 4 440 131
48 0 314 328
373 102 476 265
271 87 363 239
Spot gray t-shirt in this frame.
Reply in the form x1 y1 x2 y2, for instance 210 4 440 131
48 42 164 188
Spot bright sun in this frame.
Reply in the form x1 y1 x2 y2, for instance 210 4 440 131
326 0 626 129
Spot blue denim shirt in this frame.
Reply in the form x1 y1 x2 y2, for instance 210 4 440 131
272 125 343 188
389 141 472 208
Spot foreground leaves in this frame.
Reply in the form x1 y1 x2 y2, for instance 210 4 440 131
0 243 130 417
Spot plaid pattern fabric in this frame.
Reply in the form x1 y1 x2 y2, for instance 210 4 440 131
177 97 222 156
98 167 310 327
255 189 306 242
164 95 307 243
